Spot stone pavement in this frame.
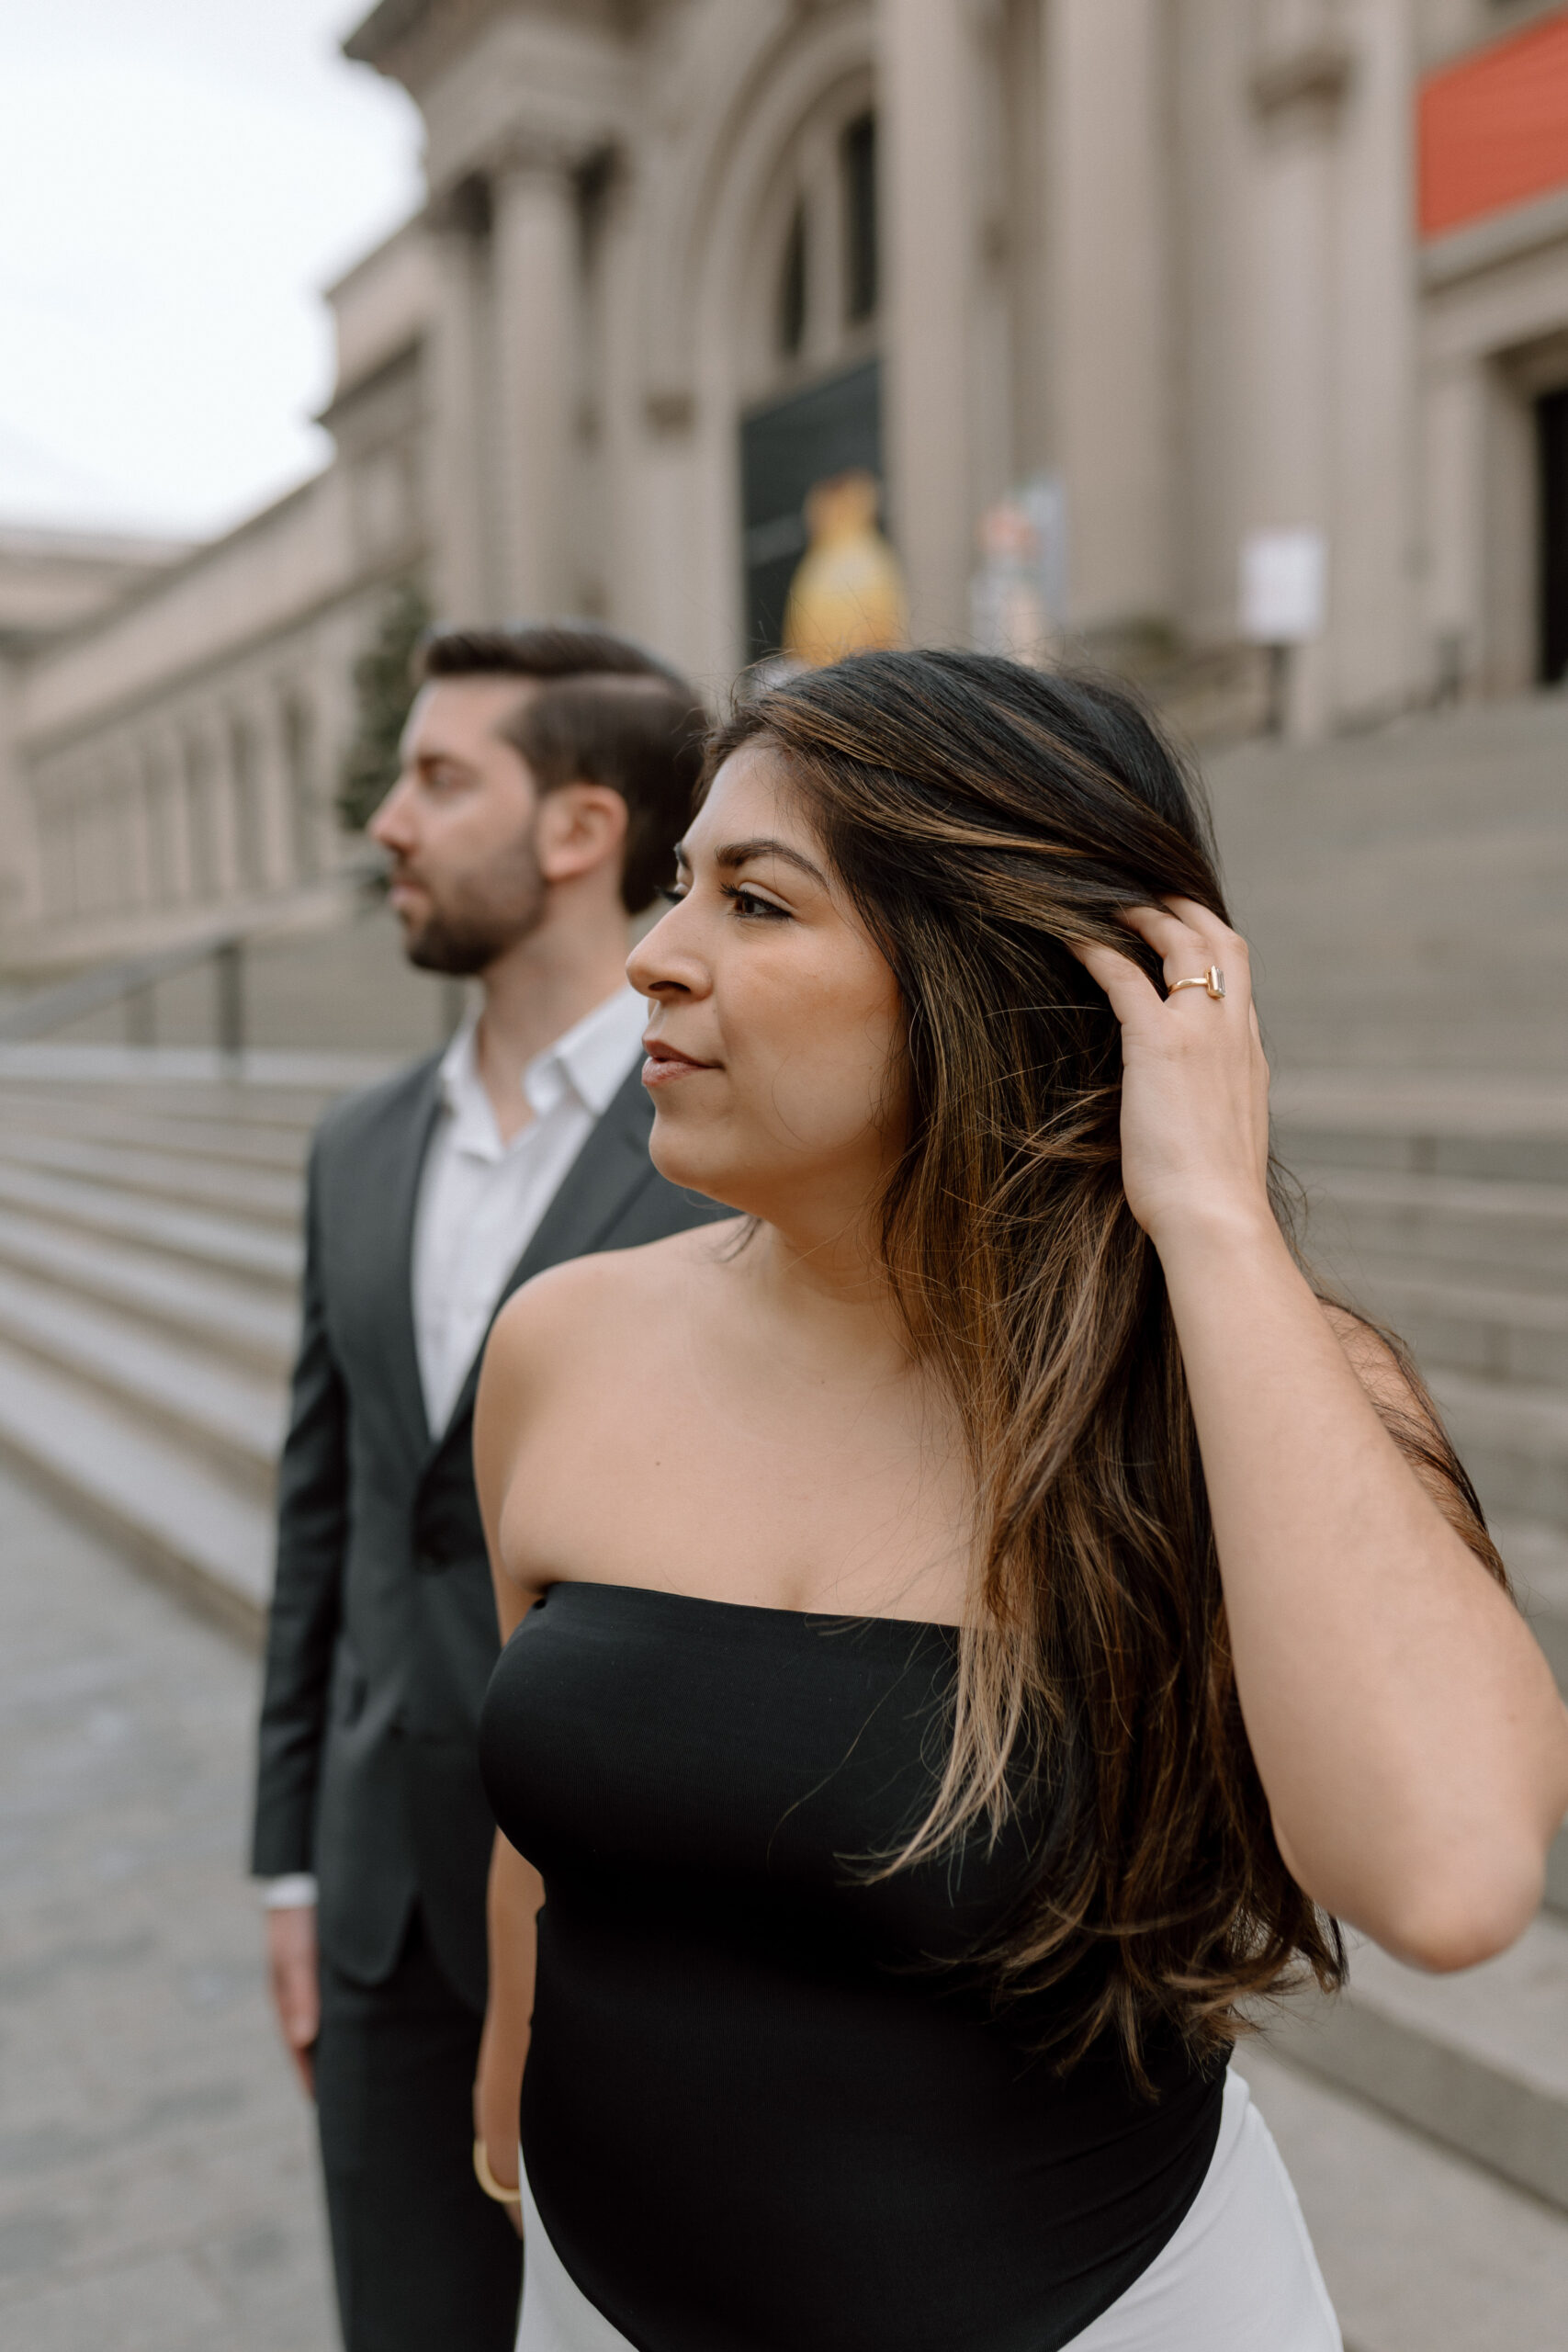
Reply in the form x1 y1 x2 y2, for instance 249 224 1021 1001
0 1463 334 2352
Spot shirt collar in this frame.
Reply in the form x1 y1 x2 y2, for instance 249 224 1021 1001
525 983 648 1120
437 985 647 1142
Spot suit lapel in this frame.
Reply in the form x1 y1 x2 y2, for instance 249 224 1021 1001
375 1057 445 1459
428 1060 656 1453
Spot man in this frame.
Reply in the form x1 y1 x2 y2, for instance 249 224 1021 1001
252 624 725 2351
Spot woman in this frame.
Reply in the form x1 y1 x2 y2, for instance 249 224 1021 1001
471 652 1568 2352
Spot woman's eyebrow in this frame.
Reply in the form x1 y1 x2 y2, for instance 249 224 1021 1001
712 835 828 885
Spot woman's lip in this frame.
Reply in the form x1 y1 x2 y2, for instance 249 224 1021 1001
640 1042 716 1083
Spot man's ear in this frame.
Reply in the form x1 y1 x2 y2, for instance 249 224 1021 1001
534 784 629 884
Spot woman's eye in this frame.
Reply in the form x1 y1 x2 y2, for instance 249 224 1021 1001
728 888 790 922
656 884 686 906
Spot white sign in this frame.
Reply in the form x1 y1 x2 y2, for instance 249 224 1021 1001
1240 529 1326 645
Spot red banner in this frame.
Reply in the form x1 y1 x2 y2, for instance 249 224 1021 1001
1420 6 1568 238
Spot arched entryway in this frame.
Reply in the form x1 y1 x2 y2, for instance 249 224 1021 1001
732 78 885 660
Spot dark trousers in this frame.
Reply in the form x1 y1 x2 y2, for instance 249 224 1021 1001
315 1912 522 2352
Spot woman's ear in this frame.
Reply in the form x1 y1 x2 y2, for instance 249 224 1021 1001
535 784 629 885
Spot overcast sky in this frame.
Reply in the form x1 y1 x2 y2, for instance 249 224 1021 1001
0 0 423 541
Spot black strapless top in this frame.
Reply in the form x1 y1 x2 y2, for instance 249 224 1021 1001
478 1582 1223 2352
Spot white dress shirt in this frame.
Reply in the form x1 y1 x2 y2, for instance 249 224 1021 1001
411 983 649 1435
263 983 647 1917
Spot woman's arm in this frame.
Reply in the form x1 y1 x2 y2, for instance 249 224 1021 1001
473 1832 544 2220
469 1288 551 2211
1078 900 1568 1972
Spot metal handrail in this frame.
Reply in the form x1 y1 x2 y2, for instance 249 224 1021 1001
0 857 384 1050
0 931 243 1045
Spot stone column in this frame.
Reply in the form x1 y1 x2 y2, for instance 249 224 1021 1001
491 145 581 623
1326 0 1418 723
1043 0 1173 640
427 208 491 626
880 0 978 646
1243 4 1359 735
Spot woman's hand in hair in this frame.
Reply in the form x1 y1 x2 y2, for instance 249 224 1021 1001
1073 899 1272 1250
1082 903 1568 1969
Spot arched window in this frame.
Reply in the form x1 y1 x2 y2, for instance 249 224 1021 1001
750 93 878 390
741 83 883 660
840 112 877 325
778 202 808 360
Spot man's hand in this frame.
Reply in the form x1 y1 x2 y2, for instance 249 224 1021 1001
266 1905 321 2098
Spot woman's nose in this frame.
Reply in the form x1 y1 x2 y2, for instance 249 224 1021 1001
627 898 706 1001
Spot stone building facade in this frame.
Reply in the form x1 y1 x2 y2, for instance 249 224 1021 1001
3 0 1567 979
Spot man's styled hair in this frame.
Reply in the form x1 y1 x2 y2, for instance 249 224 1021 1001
417 623 706 913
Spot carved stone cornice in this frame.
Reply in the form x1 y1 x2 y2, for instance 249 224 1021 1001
344 0 491 86
489 125 603 182
424 125 615 232
345 0 653 86
342 0 434 68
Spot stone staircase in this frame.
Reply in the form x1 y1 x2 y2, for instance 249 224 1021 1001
1247 1071 1568 2341
0 1044 389 1644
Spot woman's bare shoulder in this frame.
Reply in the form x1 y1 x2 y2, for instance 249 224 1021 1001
486 1217 747 1369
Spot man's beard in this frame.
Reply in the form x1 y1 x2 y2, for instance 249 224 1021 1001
398 836 547 977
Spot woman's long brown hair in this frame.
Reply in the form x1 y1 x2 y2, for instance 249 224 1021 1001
705 650 1505 2080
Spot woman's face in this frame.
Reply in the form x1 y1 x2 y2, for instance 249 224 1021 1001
626 743 907 1232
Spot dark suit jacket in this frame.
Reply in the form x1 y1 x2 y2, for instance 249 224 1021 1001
251 1048 727 2012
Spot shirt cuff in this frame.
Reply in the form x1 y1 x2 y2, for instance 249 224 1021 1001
262 1873 319 1910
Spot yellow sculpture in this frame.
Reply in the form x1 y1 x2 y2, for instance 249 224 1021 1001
781 469 909 666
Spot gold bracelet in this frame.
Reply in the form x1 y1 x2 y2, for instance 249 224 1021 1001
472 2137 522 2205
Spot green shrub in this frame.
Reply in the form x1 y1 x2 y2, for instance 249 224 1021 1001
337 578 431 832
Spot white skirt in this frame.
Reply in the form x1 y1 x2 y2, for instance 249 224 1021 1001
516 2066 1341 2352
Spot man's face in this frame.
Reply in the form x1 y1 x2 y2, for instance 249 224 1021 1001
370 679 547 975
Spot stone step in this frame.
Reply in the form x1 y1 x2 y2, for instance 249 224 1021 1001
0 1160 299 1292
1208 697 1568 1080
1266 1911 1568 2214
0 1261 283 1497
0 1204 297 1374
1273 1071 1568 1189
1288 1126 1568 1191
0 1084 314 1172
1294 1168 1568 1293
1235 2042 1568 2352
0 1039 396 1104
0 1127 303 1227
1429 1370 1568 1526
0 1336 269 1645
1347 1271 1568 1390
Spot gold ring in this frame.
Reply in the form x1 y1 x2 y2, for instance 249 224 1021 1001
1169 966 1225 1001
